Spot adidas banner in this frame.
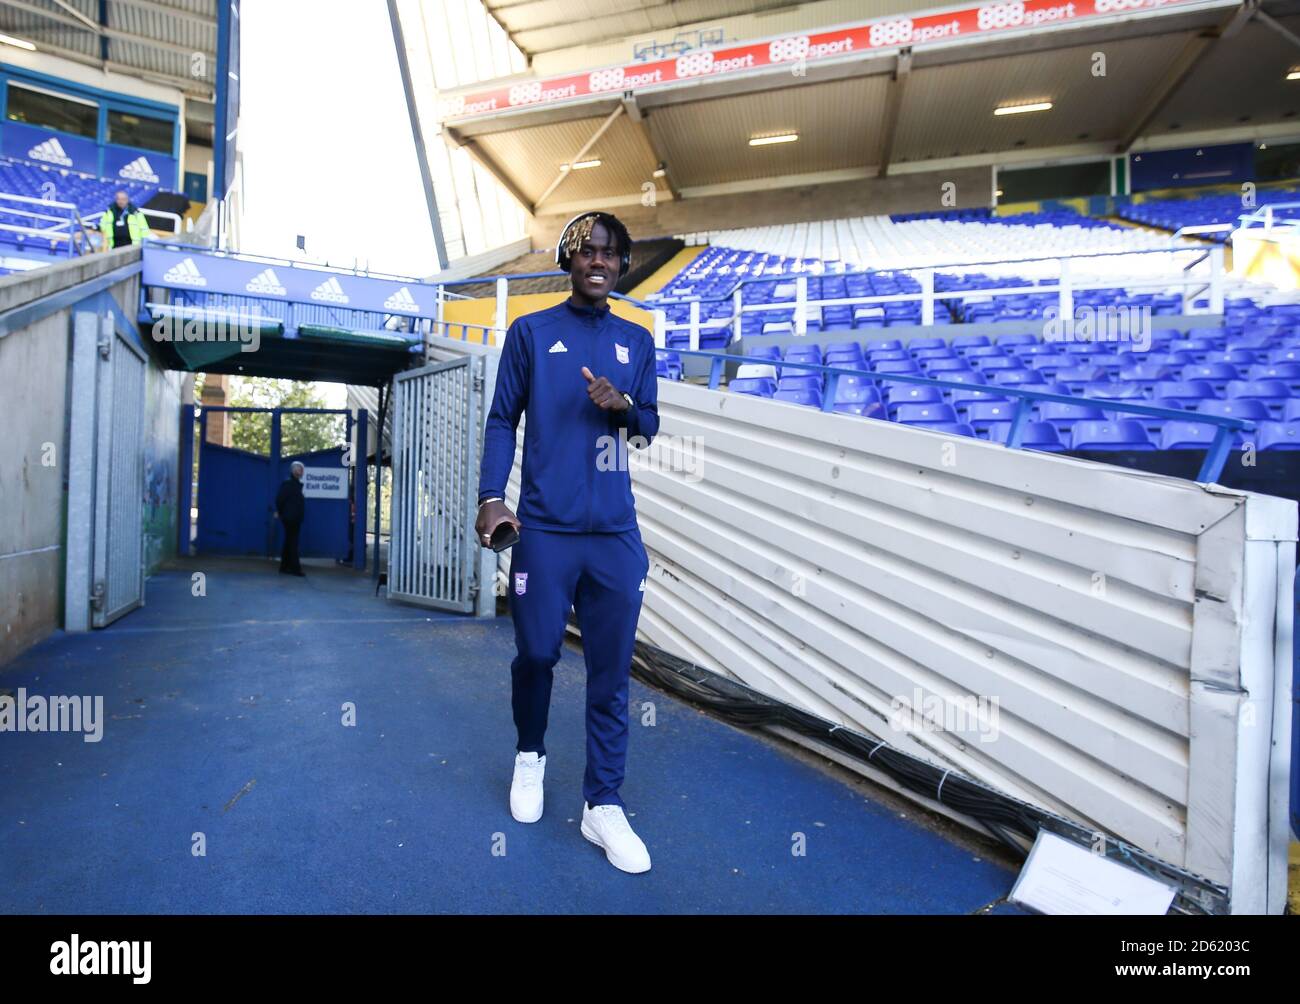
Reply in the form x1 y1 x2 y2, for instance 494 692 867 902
143 247 440 318
2 123 98 177
102 146 176 190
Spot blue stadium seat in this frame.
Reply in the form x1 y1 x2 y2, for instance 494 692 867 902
783 345 822 363
976 355 1020 372
965 400 1018 433
927 422 978 439
1070 419 1156 451
729 377 775 397
774 388 823 408
875 360 921 374
951 335 990 353
888 384 945 411
1118 362 1176 384
1226 379 1289 411
923 357 973 375
989 369 1046 387
835 383 883 406
1037 401 1106 433
1256 421 1300 450
1159 421 1228 450
1153 380 1216 406
778 374 823 392
833 399 887 418
1055 365 1105 391
984 420 1065 452
1195 398 1271 421
894 403 959 426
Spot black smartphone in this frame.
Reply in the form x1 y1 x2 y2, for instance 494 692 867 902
490 522 520 552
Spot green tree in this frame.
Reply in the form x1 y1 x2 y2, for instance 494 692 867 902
226 378 344 456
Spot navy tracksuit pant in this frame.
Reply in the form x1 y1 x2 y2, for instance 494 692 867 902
508 526 649 808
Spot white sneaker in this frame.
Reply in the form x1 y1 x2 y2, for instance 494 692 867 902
581 802 651 874
510 752 545 823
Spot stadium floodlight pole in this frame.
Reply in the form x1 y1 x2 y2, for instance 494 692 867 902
387 0 449 271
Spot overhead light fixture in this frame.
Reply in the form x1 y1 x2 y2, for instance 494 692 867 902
995 189 1004 197
994 101 1052 116
572 159 601 169
1288 69 1300 80
653 165 666 178
749 133 798 146
0 33 35 50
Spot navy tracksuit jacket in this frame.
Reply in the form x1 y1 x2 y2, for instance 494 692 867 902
478 297 660 807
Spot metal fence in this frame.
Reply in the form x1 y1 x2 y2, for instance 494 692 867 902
387 355 483 613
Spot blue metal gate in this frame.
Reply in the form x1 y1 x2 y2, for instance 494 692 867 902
192 406 367 566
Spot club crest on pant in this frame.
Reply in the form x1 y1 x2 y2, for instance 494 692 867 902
514 572 528 596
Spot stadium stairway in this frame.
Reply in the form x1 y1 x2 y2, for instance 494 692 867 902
0 556 1023 914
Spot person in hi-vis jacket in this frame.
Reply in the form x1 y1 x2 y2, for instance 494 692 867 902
475 211 659 873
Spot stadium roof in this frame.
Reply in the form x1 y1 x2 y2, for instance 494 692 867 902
444 0 1300 215
483 0 805 60
0 0 217 115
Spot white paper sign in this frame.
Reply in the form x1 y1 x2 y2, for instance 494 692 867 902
300 466 348 499
1009 830 1177 916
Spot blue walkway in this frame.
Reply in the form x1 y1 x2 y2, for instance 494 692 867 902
0 559 1016 914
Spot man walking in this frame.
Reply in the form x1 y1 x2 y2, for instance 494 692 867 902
475 211 659 873
275 461 306 577
99 190 150 251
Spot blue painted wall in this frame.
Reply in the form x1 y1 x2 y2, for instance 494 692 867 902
1129 143 1255 193
196 431 352 561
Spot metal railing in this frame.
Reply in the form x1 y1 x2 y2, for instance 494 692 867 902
0 191 93 257
430 245 1228 353
667 348 1255 483
147 287 431 344
639 245 1226 350
1238 201 1300 233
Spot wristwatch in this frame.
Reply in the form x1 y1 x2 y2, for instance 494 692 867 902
621 392 634 409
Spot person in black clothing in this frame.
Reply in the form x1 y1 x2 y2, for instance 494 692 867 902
275 462 306 576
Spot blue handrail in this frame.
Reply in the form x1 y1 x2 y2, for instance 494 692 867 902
663 347 1254 483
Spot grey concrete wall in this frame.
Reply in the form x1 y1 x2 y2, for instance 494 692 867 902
529 166 994 245
0 247 147 666
0 306 68 665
